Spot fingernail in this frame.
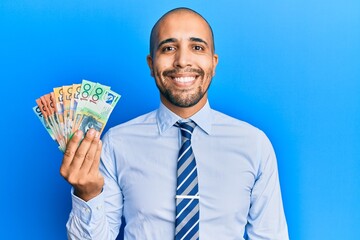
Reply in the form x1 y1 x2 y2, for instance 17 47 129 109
88 128 95 136
75 130 83 136
95 131 100 138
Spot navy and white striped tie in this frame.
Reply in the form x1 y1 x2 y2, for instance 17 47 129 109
175 121 200 240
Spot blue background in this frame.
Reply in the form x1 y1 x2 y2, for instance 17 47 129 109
1 0 359 239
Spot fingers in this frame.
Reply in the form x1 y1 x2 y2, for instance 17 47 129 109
70 129 98 170
59 128 104 202
62 130 84 169
90 139 102 174
60 129 102 178
79 131 101 173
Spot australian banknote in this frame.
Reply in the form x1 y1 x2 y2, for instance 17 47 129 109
34 79 121 152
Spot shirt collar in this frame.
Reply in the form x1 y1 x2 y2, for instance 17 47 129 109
156 101 213 135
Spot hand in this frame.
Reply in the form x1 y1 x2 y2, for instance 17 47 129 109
60 129 104 202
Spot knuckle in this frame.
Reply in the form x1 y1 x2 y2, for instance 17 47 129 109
77 177 88 187
74 151 86 159
59 166 68 177
64 148 75 158
84 153 93 162
84 133 94 142
67 174 78 185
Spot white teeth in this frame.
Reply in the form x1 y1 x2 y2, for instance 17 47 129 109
173 77 195 83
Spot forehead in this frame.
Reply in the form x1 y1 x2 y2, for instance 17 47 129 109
155 11 213 45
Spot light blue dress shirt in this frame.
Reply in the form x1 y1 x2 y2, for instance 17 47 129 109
66 101 289 240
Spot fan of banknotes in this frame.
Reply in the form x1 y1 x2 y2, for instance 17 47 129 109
33 79 121 152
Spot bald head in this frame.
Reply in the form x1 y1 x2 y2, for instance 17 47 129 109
149 7 215 57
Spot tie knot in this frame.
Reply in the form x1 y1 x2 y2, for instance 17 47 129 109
175 120 196 139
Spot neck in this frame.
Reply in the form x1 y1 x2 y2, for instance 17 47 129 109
160 95 207 119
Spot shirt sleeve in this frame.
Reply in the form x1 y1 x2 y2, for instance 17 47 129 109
66 131 124 240
245 132 289 240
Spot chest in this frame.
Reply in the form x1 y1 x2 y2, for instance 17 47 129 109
116 135 257 223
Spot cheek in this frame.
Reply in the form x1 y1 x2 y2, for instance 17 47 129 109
154 71 166 87
200 57 215 71
154 66 165 78
154 56 173 70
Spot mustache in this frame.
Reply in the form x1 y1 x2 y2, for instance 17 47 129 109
163 68 204 77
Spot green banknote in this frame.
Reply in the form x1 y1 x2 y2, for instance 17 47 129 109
77 84 119 134
34 79 120 152
72 80 100 133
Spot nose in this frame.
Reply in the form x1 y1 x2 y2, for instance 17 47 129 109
173 48 192 68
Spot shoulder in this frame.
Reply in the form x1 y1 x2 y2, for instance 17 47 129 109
210 109 273 150
103 109 157 139
211 109 276 170
211 109 265 136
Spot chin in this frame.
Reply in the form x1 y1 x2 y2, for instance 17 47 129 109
168 92 205 108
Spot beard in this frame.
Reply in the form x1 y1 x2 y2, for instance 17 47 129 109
155 67 212 108
159 85 206 108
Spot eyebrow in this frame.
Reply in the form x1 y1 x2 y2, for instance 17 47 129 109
157 38 177 49
157 37 209 50
189 37 208 46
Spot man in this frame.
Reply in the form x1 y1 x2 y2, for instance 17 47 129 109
61 7 289 239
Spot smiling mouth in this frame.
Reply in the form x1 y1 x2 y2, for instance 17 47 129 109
163 68 203 85
172 76 196 83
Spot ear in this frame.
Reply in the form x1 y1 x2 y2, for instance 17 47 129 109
212 54 219 77
146 55 154 77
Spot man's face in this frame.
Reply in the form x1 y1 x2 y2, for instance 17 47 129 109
147 11 218 110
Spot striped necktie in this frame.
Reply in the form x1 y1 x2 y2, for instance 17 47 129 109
175 120 200 240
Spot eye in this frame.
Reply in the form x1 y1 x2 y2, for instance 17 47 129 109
162 46 176 52
193 45 204 51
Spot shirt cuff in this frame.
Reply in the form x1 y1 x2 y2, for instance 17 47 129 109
70 188 105 225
